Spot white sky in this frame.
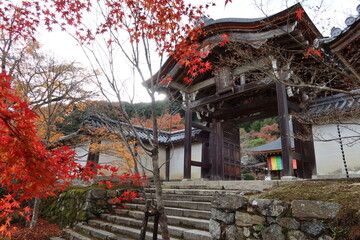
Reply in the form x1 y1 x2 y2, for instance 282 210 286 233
38 0 360 103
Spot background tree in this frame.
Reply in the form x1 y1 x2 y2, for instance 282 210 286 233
13 44 95 143
64 1 213 238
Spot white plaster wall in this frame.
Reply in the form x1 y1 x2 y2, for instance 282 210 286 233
73 142 90 166
169 142 202 180
135 143 167 179
313 121 360 177
73 139 168 179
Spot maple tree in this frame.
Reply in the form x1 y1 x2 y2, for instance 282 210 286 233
252 123 280 143
0 72 79 236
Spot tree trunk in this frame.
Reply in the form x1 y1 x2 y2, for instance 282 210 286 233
151 150 170 240
29 197 41 229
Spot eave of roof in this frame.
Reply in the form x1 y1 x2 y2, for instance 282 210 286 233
305 89 360 120
147 3 322 90
81 114 201 145
243 137 295 154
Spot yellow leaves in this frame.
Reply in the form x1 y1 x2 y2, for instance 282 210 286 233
89 138 137 173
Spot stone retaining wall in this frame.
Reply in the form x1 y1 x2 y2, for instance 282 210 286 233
210 192 342 240
41 188 125 227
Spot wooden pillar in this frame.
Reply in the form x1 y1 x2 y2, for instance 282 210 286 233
165 146 170 181
292 119 305 178
215 121 224 179
200 133 210 179
184 99 192 179
292 119 317 178
302 124 317 178
209 119 224 180
276 83 293 177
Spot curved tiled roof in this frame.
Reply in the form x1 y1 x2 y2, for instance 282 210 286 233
82 114 201 145
305 89 360 119
243 137 295 154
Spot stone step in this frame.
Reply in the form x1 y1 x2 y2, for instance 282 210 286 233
89 219 211 240
102 212 209 231
75 223 128 240
164 200 211 211
115 205 211 220
146 188 240 196
144 194 213 202
49 237 66 240
62 228 94 240
161 180 283 192
88 219 179 240
126 199 211 212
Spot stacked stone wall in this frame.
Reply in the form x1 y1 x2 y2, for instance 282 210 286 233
41 188 125 227
210 192 342 240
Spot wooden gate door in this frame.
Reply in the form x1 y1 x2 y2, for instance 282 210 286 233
223 123 241 180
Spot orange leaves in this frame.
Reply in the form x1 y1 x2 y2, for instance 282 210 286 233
305 48 323 58
252 123 280 143
295 8 305 20
131 113 184 132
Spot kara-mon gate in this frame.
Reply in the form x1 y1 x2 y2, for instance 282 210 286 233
156 4 325 180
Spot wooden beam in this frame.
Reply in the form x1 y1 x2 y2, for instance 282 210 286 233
233 58 269 75
276 82 293 177
336 53 360 83
288 100 301 112
189 79 273 109
204 22 298 45
192 122 211 132
168 81 189 93
237 110 278 124
191 161 211 169
211 98 277 120
189 78 215 93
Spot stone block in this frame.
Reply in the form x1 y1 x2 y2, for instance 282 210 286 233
235 212 265 227
318 235 334 240
209 219 221 240
212 192 248 211
243 227 251 237
89 189 107 199
301 221 325 236
287 230 308 240
211 208 235 224
225 225 244 240
292 200 341 219
251 199 289 217
277 217 300 230
261 224 285 240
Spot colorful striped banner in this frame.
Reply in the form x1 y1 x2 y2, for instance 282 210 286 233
268 156 298 170
268 155 283 170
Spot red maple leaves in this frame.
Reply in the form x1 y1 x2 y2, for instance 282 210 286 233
295 8 305 20
305 48 323 58
0 72 146 236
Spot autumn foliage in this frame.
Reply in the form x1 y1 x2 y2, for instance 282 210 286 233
131 113 185 132
252 123 280 143
0 73 145 237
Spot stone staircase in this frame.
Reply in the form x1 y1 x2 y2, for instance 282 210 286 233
54 180 285 240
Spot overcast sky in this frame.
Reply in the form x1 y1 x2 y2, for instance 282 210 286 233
38 0 360 103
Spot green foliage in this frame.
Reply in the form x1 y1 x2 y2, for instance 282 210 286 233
242 173 255 180
245 138 266 148
240 117 279 133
